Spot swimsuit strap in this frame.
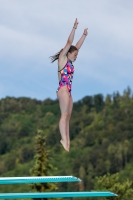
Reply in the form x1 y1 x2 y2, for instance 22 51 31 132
58 65 66 72
58 61 72 72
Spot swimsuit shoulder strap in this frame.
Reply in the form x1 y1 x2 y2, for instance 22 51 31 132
58 61 68 72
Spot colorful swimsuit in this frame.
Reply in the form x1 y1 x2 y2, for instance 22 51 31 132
56 61 74 96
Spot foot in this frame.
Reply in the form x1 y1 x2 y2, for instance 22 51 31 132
60 139 69 152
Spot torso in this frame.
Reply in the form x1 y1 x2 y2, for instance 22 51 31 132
58 55 68 82
56 56 74 96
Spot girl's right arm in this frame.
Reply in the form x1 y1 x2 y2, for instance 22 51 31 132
60 18 79 57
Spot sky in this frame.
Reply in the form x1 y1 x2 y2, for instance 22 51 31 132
0 0 133 102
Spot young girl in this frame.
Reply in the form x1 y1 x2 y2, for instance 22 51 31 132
50 18 88 151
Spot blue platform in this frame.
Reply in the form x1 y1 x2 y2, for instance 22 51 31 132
0 191 117 198
0 176 81 184
0 176 118 198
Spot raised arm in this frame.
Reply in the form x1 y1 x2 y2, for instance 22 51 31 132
60 18 79 57
75 28 88 50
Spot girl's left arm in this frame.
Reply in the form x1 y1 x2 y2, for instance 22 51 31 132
75 28 88 50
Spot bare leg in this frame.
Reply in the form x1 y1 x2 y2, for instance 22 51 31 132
57 86 70 151
59 113 70 151
66 95 73 150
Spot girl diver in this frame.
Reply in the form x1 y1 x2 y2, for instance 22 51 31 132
50 18 88 151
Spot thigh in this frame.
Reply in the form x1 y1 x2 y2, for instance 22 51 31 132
57 86 70 114
68 95 73 117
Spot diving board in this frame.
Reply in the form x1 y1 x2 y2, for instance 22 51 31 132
0 191 118 198
0 176 81 184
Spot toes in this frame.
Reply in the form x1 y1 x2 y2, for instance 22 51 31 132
60 140 69 152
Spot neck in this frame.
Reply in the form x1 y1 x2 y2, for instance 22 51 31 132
67 59 72 64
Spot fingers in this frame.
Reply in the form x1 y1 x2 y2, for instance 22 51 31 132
74 19 88 31
75 18 78 22
84 28 88 34
74 18 79 28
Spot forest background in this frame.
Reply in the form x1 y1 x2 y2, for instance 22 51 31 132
0 87 133 200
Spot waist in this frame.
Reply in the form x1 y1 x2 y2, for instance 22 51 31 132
59 76 73 83
59 79 73 84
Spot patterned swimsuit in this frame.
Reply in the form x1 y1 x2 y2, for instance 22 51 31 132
56 61 74 96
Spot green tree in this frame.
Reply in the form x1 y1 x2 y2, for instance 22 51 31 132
79 166 86 191
93 173 133 200
30 129 58 200
123 140 130 165
94 94 104 112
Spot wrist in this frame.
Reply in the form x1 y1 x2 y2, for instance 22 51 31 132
83 33 87 36
73 26 77 29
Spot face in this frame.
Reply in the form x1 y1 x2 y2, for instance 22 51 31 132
68 50 78 62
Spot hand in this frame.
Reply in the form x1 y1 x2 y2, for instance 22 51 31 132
74 18 79 29
83 28 88 36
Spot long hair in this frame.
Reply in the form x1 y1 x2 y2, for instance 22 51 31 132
49 45 78 63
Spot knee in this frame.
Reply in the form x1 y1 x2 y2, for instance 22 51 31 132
61 113 71 120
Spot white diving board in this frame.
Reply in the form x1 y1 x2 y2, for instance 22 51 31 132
0 191 118 198
0 176 81 184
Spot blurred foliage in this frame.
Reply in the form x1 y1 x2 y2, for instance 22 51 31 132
92 173 133 200
0 87 133 200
